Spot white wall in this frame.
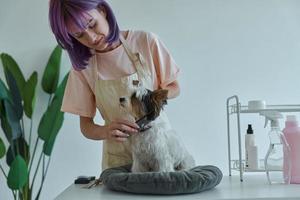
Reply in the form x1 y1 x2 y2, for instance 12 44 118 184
1 0 300 199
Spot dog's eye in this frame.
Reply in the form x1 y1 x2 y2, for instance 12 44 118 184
119 97 126 103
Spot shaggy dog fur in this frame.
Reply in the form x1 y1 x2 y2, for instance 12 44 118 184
120 87 195 172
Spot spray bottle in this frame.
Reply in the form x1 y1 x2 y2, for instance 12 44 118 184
260 111 291 184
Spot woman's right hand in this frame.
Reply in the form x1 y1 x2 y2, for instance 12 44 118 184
104 119 139 142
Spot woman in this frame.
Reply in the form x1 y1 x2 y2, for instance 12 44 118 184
49 0 180 170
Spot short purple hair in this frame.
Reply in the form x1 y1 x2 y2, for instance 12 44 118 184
49 0 120 70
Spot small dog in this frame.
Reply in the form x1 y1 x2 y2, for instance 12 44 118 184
120 86 195 172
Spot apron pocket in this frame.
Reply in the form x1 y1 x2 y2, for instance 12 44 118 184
106 152 132 168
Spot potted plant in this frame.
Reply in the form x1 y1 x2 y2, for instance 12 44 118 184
0 45 68 200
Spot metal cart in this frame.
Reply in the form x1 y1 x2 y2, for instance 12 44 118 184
226 95 300 181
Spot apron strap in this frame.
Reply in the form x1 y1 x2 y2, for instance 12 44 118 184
119 34 137 63
119 34 142 81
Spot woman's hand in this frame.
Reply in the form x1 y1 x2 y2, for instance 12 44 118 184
104 119 139 142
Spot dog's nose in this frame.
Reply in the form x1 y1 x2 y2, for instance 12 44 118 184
119 97 126 103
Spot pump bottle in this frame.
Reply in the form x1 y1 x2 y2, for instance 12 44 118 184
245 124 258 169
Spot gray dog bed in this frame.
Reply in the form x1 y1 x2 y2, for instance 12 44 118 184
99 164 223 195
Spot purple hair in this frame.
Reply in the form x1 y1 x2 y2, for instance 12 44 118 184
49 0 120 70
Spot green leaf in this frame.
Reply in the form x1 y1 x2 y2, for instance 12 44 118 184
0 100 12 141
38 96 64 142
0 78 10 100
54 72 69 100
3 100 22 140
43 111 64 156
6 146 15 166
42 46 62 94
6 137 30 166
23 71 38 118
4 70 23 120
0 137 5 159
38 73 68 142
0 53 26 96
7 155 28 190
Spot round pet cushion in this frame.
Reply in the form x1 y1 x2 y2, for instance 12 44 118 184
99 164 223 195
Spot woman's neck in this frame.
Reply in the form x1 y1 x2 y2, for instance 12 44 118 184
95 31 128 53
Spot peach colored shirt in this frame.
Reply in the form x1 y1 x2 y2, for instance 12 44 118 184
61 30 180 118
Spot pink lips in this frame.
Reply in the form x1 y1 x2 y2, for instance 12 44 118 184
94 39 101 46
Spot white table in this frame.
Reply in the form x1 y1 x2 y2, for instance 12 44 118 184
55 175 300 200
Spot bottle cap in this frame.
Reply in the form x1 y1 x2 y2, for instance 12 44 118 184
248 100 266 110
247 124 253 134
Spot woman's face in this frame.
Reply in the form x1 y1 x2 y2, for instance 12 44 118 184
67 8 111 51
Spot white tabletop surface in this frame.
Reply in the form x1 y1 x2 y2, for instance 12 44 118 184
55 174 300 200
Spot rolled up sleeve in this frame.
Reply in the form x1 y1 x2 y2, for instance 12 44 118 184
150 33 180 89
61 69 96 118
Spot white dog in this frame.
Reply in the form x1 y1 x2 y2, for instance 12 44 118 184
120 86 195 173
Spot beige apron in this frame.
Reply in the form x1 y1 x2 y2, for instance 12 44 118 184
94 35 153 170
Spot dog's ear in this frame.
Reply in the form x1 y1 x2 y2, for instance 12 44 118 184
150 89 168 119
152 89 168 102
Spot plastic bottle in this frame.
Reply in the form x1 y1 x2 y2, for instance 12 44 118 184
283 115 300 184
245 124 258 169
260 111 291 184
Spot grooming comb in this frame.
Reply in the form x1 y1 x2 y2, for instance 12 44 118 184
135 110 154 132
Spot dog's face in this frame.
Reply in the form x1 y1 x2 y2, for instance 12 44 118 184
120 87 168 122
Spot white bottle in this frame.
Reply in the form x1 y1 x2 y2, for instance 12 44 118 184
245 124 258 169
